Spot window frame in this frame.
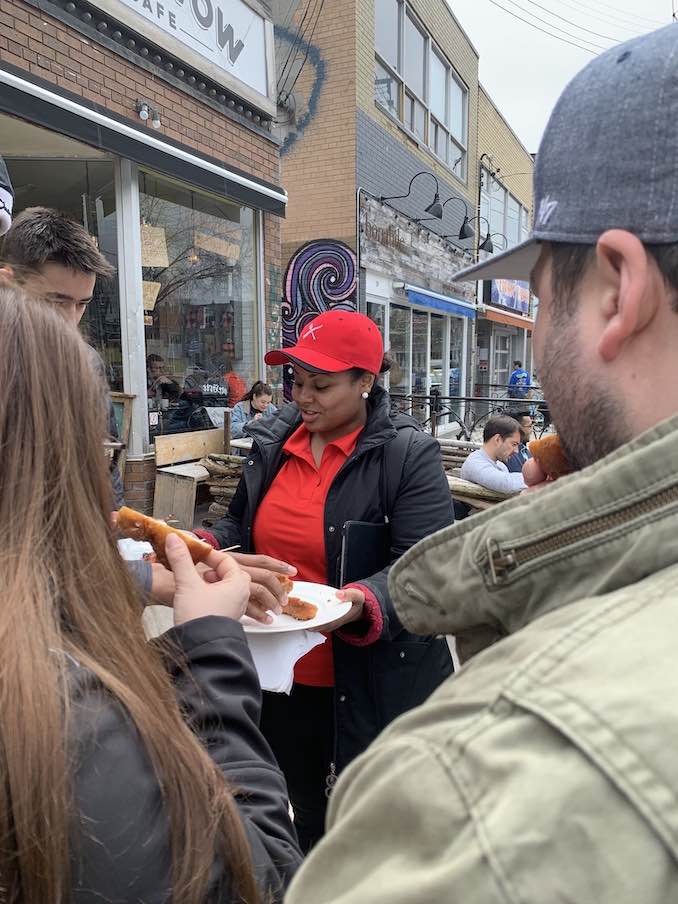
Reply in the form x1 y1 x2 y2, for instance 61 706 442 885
480 167 530 250
373 1 469 182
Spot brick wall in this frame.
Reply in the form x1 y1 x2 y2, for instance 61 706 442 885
278 0 358 255
0 0 281 184
356 0 480 212
478 86 533 213
123 456 157 514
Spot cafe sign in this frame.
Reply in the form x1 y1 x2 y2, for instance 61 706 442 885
90 0 276 114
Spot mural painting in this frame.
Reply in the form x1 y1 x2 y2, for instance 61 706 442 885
281 239 357 399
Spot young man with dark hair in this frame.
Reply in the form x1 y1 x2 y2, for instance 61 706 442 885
1 207 123 503
505 409 533 473
286 24 678 904
459 415 526 493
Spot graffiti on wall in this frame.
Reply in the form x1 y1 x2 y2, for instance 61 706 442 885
281 239 357 398
275 25 325 156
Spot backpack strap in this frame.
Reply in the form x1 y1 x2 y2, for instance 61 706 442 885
380 426 416 522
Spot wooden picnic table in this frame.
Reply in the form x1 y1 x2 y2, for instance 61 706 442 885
447 475 514 510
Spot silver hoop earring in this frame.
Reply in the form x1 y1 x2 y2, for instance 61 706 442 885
361 391 369 400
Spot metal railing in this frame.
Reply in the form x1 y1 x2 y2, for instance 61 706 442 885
390 391 552 441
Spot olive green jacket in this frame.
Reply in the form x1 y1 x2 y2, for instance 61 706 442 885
286 415 678 904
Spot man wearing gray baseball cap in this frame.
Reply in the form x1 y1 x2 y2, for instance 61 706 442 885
284 25 678 904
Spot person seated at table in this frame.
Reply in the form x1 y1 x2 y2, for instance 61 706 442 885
0 282 301 902
506 410 534 473
146 353 180 401
460 415 526 493
231 381 277 440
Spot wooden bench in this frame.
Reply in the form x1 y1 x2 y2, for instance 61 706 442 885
437 438 480 478
153 414 231 529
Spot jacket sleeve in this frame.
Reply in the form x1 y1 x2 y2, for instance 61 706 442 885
230 402 248 439
71 616 301 903
284 734 505 904
460 454 526 494
351 432 454 641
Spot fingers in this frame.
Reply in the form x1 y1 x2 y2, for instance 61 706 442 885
245 598 275 625
523 458 546 486
165 533 198 584
248 578 283 615
337 588 365 605
230 553 296 576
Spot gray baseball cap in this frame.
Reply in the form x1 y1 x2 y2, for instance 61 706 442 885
453 24 678 282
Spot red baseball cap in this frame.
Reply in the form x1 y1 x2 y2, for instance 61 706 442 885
265 310 384 374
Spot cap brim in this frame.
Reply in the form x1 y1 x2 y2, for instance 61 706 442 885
264 348 353 373
451 238 542 282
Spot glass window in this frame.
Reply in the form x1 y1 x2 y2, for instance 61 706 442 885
490 178 506 238
404 12 426 100
138 171 258 439
375 59 399 116
429 49 447 125
411 309 428 423
367 299 386 337
4 151 121 390
449 316 464 397
520 207 530 241
429 313 444 395
389 304 411 395
450 77 465 144
506 195 520 247
375 0 399 70
413 98 426 140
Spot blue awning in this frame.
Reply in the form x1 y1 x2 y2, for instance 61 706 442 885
405 285 476 319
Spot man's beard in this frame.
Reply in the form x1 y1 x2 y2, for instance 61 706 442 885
538 320 631 470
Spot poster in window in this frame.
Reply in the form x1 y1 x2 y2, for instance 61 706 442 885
490 279 530 314
140 224 169 268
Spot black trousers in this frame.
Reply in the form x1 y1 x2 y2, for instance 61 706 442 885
261 684 335 853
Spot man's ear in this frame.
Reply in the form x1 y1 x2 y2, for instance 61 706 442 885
0 265 14 286
596 230 658 362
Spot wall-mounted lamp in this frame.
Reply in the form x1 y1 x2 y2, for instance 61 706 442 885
380 171 443 219
417 195 474 240
136 99 162 129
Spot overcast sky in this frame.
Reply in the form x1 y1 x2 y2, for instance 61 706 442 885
448 0 674 153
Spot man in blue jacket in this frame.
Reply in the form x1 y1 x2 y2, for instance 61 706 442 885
507 359 531 399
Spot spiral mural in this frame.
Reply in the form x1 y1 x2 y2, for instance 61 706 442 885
281 240 357 398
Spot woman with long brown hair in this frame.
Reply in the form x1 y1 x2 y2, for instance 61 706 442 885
0 283 301 902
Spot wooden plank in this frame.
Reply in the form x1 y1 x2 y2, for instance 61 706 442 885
447 476 513 503
158 463 209 480
154 428 224 466
153 471 200 529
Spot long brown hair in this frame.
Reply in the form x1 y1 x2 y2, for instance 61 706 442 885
0 284 261 903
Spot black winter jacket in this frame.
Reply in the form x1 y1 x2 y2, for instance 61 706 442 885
70 616 302 902
207 387 455 770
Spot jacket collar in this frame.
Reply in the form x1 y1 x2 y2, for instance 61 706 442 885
244 385 398 458
389 414 678 654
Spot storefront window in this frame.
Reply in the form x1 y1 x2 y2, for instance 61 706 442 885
411 309 428 422
2 117 121 388
389 303 411 395
138 172 258 438
367 299 386 337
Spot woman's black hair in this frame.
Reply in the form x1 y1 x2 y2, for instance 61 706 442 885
240 380 273 403
348 352 394 396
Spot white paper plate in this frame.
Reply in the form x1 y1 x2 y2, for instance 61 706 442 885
241 581 350 634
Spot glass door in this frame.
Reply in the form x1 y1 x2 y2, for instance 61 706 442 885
493 331 511 392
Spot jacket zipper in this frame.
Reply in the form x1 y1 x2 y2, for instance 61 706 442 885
487 482 678 584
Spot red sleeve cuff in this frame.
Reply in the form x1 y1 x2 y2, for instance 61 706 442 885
194 529 220 549
336 583 383 647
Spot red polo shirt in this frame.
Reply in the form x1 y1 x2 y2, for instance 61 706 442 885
252 423 363 686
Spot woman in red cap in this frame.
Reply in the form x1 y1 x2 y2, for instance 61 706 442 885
196 310 454 851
